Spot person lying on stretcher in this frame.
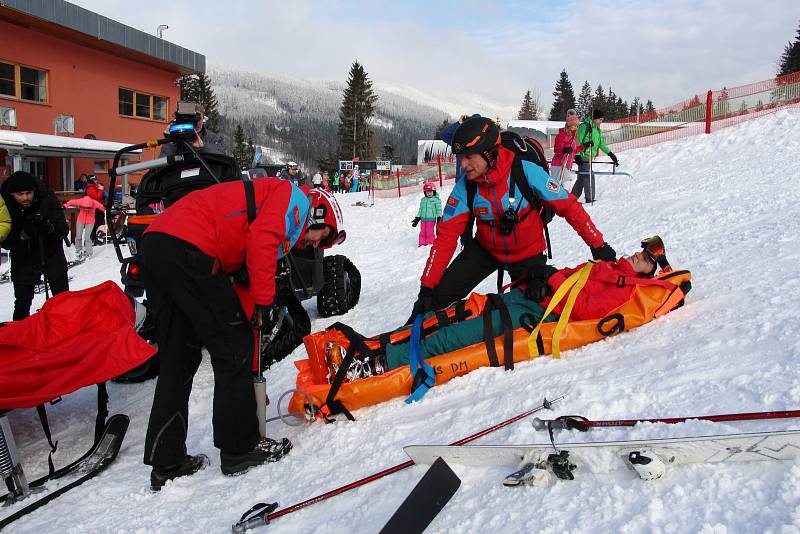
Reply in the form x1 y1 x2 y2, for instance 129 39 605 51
330 236 671 381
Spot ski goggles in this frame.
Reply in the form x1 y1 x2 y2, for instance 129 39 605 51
641 235 672 273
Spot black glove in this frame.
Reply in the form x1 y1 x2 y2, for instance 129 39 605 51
251 303 279 331
523 264 558 301
574 154 585 165
608 152 619 166
524 278 551 302
436 216 441 224
584 139 594 148
411 286 434 317
590 242 617 262
411 217 421 227
562 146 573 154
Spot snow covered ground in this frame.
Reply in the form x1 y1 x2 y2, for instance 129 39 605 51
2 109 800 533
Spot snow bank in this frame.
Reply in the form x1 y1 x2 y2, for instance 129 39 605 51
2 109 800 533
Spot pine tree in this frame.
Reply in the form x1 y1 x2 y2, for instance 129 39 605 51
245 137 256 168
576 81 592 119
434 118 450 140
645 100 656 114
337 61 379 160
231 124 249 169
592 84 606 114
518 90 537 120
712 87 731 117
380 144 395 162
778 21 800 76
548 70 576 121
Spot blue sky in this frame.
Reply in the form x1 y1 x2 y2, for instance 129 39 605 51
72 0 799 119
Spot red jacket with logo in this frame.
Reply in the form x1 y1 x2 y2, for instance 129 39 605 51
421 146 605 288
541 258 638 321
145 178 310 306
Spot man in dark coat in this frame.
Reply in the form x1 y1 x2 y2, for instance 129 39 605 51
0 171 70 320
159 103 225 158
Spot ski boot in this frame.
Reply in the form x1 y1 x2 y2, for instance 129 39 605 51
627 449 667 480
503 462 552 488
326 341 387 382
325 341 345 383
220 437 292 476
150 454 210 491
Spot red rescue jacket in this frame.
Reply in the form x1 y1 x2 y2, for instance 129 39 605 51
542 258 640 321
145 178 310 306
421 146 604 288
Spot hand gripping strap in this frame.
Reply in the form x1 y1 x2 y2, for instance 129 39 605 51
527 261 595 359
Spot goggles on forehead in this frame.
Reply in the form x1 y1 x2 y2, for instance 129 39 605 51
641 235 672 273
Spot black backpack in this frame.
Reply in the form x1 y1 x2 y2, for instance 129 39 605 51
461 131 555 258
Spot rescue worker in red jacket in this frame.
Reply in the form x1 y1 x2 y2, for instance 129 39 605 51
139 179 345 489
410 116 616 319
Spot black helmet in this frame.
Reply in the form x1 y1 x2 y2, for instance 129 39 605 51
451 117 501 156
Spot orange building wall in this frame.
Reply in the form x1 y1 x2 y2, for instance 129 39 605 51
0 20 181 185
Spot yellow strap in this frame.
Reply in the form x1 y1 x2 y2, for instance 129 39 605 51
527 262 595 359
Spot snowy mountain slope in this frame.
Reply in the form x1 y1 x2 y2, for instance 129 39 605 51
2 109 800 533
209 64 450 167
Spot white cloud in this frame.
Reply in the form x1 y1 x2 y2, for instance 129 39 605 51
71 0 799 119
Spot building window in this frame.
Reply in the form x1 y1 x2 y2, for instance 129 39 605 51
0 61 48 103
119 88 168 121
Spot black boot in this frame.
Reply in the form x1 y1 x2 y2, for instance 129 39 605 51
150 454 210 491
220 437 292 476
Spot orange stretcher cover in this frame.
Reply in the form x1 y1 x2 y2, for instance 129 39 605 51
290 270 691 418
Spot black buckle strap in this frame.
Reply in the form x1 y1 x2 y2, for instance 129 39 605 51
35 405 58 478
482 294 515 370
322 322 375 421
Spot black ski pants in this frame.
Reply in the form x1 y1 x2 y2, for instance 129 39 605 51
430 237 547 310
139 232 259 468
12 274 69 321
571 160 594 203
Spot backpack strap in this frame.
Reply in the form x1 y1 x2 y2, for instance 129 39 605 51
243 180 257 224
509 157 553 259
461 180 477 245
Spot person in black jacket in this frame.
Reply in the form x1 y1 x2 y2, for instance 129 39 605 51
159 103 225 158
1 171 70 320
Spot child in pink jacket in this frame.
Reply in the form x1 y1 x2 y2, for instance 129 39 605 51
550 112 582 190
64 195 105 259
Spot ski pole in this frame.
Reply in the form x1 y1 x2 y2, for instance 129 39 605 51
253 308 288 438
232 395 565 533
532 408 800 432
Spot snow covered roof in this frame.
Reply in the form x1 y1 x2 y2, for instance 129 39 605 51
0 130 141 159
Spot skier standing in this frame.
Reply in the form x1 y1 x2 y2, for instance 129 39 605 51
572 110 619 203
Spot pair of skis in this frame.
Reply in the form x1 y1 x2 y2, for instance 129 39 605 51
0 414 129 531
231 396 564 533
405 409 800 487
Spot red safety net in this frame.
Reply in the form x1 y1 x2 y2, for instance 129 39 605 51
599 71 800 152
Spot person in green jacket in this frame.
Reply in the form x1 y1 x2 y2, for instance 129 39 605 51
571 109 619 203
411 182 442 246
